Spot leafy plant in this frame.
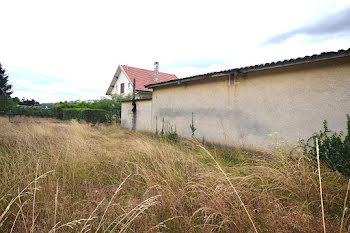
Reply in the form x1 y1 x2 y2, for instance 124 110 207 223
160 118 178 142
166 125 178 143
300 114 350 177
190 112 196 137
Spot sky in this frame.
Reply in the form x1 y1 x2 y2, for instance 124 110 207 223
1 0 350 103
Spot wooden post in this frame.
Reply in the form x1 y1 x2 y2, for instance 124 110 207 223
132 78 136 130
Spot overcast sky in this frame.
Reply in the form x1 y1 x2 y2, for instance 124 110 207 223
1 0 350 102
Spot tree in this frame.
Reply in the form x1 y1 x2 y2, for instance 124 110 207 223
19 98 40 106
0 63 16 111
0 63 13 96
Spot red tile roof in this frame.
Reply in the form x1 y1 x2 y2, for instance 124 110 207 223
120 65 177 91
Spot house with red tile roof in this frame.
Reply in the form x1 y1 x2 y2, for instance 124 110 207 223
106 63 177 98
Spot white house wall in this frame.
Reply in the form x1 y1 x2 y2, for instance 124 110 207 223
111 70 132 95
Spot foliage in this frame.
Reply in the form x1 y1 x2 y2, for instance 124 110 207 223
3 93 132 123
166 125 178 142
0 63 13 96
160 119 178 142
81 109 108 123
190 112 196 137
89 98 121 122
9 106 54 118
0 95 19 113
300 115 350 177
0 63 18 111
62 108 88 121
52 101 88 119
62 108 108 123
19 98 40 106
51 94 131 122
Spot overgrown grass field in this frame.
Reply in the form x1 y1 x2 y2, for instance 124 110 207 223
0 116 349 232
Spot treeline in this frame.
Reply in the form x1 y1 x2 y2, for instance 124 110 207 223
3 95 131 123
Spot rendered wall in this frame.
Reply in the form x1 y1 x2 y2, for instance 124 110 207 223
121 100 152 131
111 71 132 95
151 57 350 148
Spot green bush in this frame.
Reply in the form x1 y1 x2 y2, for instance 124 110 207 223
4 94 130 123
10 106 54 118
81 109 108 123
52 102 79 119
300 114 350 177
62 108 108 123
89 99 121 122
52 95 130 122
62 108 88 121
0 95 18 112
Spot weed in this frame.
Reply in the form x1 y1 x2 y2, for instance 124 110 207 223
300 115 350 176
190 112 196 137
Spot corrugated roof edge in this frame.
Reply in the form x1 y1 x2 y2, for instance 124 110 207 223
145 48 350 89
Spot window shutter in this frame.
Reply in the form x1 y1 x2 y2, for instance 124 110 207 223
120 83 125 94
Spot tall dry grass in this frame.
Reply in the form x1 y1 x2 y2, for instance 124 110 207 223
0 116 349 232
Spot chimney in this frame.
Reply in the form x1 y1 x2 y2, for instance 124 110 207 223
153 62 159 82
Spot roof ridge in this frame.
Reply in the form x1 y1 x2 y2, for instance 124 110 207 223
121 65 176 76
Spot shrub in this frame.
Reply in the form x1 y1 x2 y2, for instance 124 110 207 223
300 114 350 177
81 109 108 123
0 95 18 112
52 102 79 119
5 94 130 123
62 108 108 123
89 98 121 122
62 108 87 121
53 95 130 122
10 106 54 118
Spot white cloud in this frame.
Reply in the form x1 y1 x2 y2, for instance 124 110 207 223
0 0 350 102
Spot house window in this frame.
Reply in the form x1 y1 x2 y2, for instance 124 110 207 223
128 83 131 90
120 83 125 94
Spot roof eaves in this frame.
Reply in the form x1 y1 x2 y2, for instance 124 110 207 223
146 48 350 89
145 71 234 89
136 89 152 92
106 65 122 95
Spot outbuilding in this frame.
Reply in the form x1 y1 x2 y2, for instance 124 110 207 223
122 49 350 148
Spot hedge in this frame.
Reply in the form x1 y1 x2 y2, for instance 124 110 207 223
1 107 109 124
62 108 108 123
9 106 54 118
62 108 88 121
81 109 107 123
1 95 131 123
